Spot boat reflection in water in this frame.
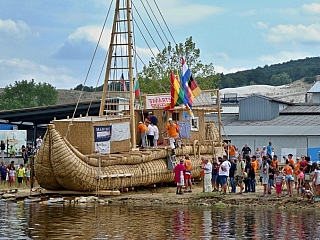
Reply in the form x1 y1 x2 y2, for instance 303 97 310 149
1 201 320 239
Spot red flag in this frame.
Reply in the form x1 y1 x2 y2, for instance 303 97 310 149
170 71 175 109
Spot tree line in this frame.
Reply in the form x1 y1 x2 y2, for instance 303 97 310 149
219 57 320 88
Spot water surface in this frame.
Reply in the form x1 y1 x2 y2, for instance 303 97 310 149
0 200 319 239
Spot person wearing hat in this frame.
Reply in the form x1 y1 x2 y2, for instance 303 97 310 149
145 112 157 126
162 118 179 149
174 159 186 194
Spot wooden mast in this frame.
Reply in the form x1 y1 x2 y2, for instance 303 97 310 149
99 0 136 148
126 0 136 148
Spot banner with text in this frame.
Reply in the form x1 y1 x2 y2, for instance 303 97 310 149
145 95 171 109
94 126 112 154
145 92 213 109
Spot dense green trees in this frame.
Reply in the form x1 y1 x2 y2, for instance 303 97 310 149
270 72 292 86
138 36 221 93
219 57 320 88
0 79 58 110
75 37 221 94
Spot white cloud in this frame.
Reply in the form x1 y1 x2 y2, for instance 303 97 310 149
214 65 246 74
0 19 31 38
253 21 268 29
155 1 225 25
258 51 311 65
55 25 158 65
0 59 78 89
302 3 320 15
216 52 229 61
265 23 320 45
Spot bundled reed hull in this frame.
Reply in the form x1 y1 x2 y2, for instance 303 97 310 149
35 124 223 191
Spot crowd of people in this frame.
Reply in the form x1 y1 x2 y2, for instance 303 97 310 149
174 142 320 200
0 135 42 189
0 161 31 188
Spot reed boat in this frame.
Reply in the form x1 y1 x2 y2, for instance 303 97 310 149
34 0 225 192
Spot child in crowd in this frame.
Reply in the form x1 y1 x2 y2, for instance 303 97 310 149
275 170 283 198
17 164 25 188
303 188 314 200
297 168 304 197
312 164 320 201
25 165 31 187
8 165 16 187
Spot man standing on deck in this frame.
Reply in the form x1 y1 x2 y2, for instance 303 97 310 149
138 121 148 148
162 118 179 150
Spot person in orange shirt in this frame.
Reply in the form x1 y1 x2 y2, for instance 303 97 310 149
184 154 192 193
293 157 301 189
229 145 236 160
162 118 179 149
288 154 295 167
271 155 279 170
138 121 148 148
283 160 294 197
251 155 258 173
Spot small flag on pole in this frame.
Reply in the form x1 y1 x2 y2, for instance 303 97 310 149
134 78 140 98
120 73 127 91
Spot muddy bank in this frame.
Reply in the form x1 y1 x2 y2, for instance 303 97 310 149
108 185 320 210
1 185 320 210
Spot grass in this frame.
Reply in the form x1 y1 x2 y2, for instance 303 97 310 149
194 192 217 198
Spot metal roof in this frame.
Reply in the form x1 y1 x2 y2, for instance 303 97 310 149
281 105 320 114
223 126 320 136
0 100 103 125
239 94 292 105
206 113 320 127
307 81 320 93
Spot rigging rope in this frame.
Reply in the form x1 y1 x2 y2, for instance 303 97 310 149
131 1 161 53
144 0 170 44
139 0 166 47
65 0 114 137
152 0 177 45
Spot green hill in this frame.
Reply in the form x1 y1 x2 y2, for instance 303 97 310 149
219 57 320 88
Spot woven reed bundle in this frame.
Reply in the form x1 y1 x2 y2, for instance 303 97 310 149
34 126 64 190
35 125 220 191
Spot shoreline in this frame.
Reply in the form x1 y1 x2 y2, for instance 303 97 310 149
1 184 319 210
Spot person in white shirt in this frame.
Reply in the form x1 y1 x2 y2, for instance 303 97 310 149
219 155 231 195
146 122 155 147
36 135 42 148
151 123 159 148
201 157 212 193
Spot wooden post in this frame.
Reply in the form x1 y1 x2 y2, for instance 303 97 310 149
126 0 136 148
29 155 34 195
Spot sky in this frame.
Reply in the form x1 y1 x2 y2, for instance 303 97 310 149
1 0 320 89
